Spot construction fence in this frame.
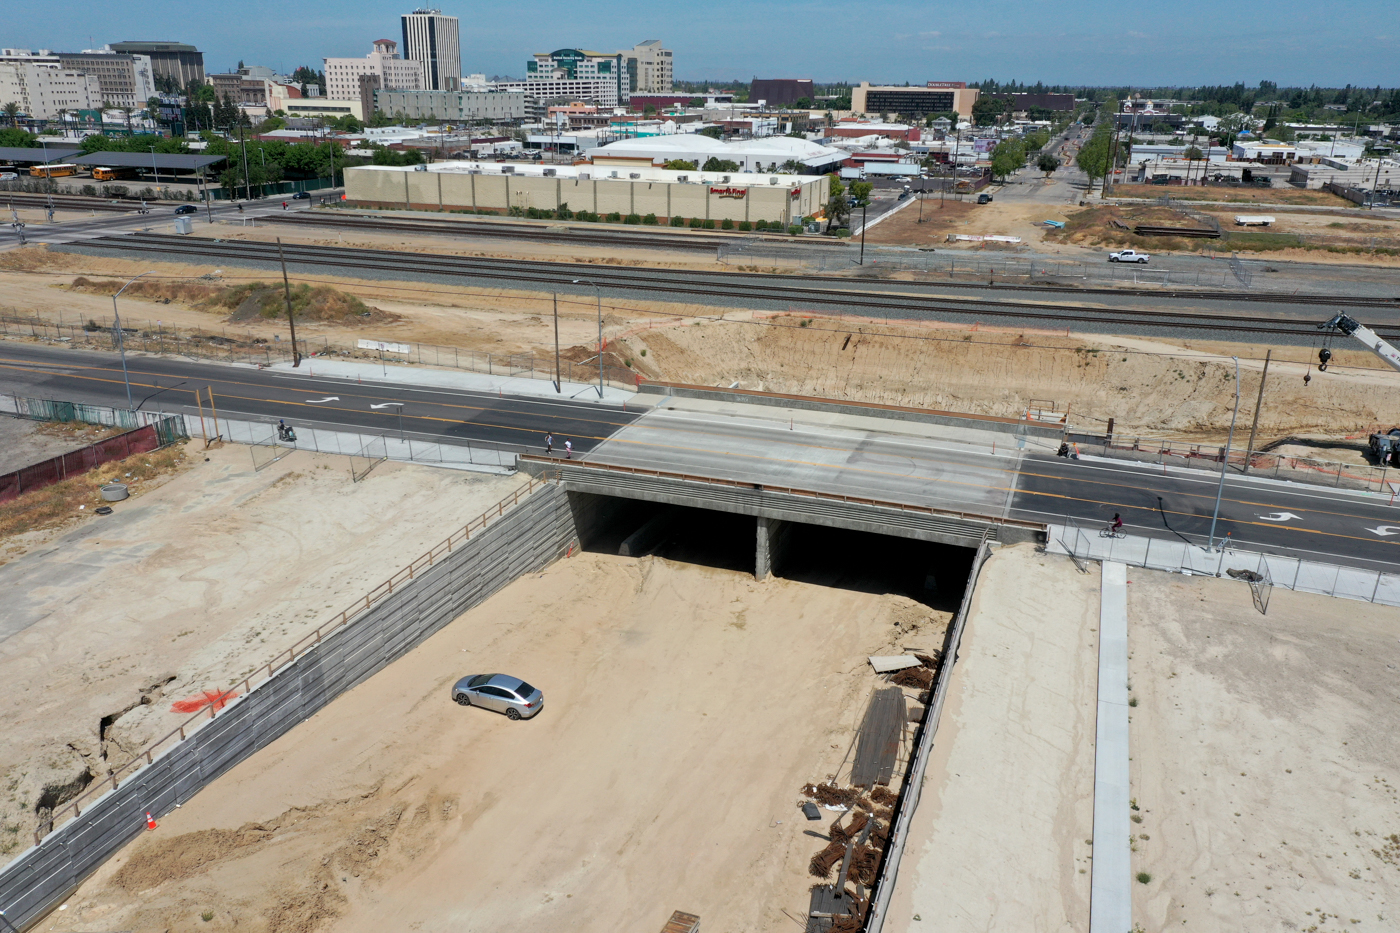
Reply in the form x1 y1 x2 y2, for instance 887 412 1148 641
1048 519 1400 608
0 479 575 929
0 311 640 391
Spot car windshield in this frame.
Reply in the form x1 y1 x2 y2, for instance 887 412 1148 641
467 674 494 688
514 681 535 698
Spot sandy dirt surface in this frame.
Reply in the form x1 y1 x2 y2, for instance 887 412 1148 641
1112 185 1355 207
1126 569 1400 931
39 549 949 933
866 193 1076 252
0 444 519 863
883 544 1099 933
0 416 125 474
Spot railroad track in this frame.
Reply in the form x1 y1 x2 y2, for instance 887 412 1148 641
2 191 152 213
67 233 1400 342
272 210 1397 308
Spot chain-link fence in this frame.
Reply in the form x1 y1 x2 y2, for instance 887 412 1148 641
0 311 641 391
1049 518 1400 607
349 435 387 482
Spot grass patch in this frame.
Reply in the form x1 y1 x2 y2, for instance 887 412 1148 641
1221 230 1304 251
67 277 395 326
0 441 189 541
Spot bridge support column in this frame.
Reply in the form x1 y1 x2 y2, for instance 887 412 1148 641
755 516 792 581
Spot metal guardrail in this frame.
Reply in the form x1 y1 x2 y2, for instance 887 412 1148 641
27 472 552 845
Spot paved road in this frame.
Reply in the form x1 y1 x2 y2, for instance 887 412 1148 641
589 399 1400 571
0 343 634 455
1 195 334 248
6 342 1400 571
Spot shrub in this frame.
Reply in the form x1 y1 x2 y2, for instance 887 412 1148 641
625 213 641 224
1136 872 1152 884
606 211 622 223
642 213 658 225
702 218 716 229
721 218 734 229
689 217 703 228
755 219 769 230
557 203 573 220
670 215 685 226
787 225 802 235
80 184 97 197
738 220 752 231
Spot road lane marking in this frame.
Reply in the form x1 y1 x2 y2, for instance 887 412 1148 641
1258 512 1304 522
305 396 340 403
1366 526 1400 537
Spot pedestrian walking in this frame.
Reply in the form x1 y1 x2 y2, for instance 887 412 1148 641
564 439 572 459
282 201 288 210
545 433 554 455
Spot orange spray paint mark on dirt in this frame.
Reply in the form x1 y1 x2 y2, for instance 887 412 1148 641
169 690 238 714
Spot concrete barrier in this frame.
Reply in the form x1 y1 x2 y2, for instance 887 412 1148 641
637 381 1063 439
0 485 575 929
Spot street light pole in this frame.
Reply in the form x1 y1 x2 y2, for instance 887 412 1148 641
858 198 868 265
112 271 156 410
1207 356 1241 551
572 279 604 399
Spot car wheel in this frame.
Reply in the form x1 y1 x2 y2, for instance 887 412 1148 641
454 693 472 706
506 708 522 721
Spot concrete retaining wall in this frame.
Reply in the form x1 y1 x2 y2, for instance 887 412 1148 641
0 485 575 930
637 382 1063 440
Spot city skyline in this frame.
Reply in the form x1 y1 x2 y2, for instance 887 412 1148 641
4 0 1398 88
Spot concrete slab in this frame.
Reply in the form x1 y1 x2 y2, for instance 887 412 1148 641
1091 561 1132 933
586 405 1026 516
263 358 636 404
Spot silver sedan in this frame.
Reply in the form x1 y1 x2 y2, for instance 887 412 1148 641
452 673 544 721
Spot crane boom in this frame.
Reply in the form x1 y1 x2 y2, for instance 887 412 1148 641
1317 313 1400 373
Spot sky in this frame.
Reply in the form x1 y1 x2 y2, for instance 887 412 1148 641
8 0 1399 88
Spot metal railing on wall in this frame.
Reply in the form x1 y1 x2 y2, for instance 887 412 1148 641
25 471 553 846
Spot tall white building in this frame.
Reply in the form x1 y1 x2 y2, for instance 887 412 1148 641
401 8 460 92
623 40 672 94
0 54 102 120
324 40 425 100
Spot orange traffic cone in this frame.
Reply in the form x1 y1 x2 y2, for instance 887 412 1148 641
145 812 158 831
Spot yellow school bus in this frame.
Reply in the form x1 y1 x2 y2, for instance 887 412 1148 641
92 166 139 181
29 163 79 178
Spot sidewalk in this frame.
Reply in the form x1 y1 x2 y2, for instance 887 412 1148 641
262 358 637 405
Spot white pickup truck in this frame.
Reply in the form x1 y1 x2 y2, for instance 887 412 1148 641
1108 249 1150 263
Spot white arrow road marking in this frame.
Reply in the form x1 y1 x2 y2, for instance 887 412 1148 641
305 397 340 403
1366 526 1400 537
368 403 403 409
1257 512 1304 522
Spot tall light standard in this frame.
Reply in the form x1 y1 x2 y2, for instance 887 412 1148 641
112 272 156 410
572 279 604 399
150 144 159 188
1207 356 1241 552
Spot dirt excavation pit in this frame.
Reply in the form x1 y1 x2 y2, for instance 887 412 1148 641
0 444 520 863
42 541 960 933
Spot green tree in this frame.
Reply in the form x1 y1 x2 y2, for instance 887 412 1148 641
662 159 697 171
828 173 844 197
794 96 813 110
826 192 850 230
971 96 1005 127
1076 131 1110 188
849 180 873 205
689 97 704 107
696 126 723 139
1183 145 1204 162
0 127 37 147
3 101 20 127
1024 129 1050 151
1037 153 1060 177
990 139 1026 181
701 157 740 172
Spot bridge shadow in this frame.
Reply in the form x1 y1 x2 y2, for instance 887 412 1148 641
776 525 973 613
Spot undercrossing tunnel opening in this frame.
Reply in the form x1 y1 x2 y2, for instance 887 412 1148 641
569 493 756 575
775 524 976 611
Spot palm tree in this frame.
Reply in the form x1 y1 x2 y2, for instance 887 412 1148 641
56 109 69 138
119 107 132 136
3 101 20 128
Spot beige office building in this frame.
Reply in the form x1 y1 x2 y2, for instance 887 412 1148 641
851 81 979 119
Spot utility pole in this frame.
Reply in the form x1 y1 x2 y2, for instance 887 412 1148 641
239 126 251 201
1208 356 1241 551
277 238 301 366
553 293 561 393
1242 349 1271 474
858 198 868 265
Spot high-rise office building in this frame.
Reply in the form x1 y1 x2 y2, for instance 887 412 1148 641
106 41 204 88
622 40 672 94
401 8 460 92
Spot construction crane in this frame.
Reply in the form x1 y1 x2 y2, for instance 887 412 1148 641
1316 313 1400 373
1317 313 1400 465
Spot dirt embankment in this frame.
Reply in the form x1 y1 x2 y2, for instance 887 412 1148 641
1111 183 1353 207
617 313 1400 440
65 276 399 326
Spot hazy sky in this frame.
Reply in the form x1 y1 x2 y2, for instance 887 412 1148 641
9 0 1399 86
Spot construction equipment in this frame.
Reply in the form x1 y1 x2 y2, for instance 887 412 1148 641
1318 313 1400 465
1316 313 1400 373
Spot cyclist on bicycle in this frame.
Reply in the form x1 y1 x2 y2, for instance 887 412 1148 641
1111 513 1123 533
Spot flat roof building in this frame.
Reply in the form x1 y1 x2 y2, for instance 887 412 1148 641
624 40 672 94
750 79 815 107
401 8 460 91
106 41 203 87
851 82 979 119
375 89 528 122
326 40 424 104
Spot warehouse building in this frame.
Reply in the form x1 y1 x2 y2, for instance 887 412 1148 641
344 161 828 226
